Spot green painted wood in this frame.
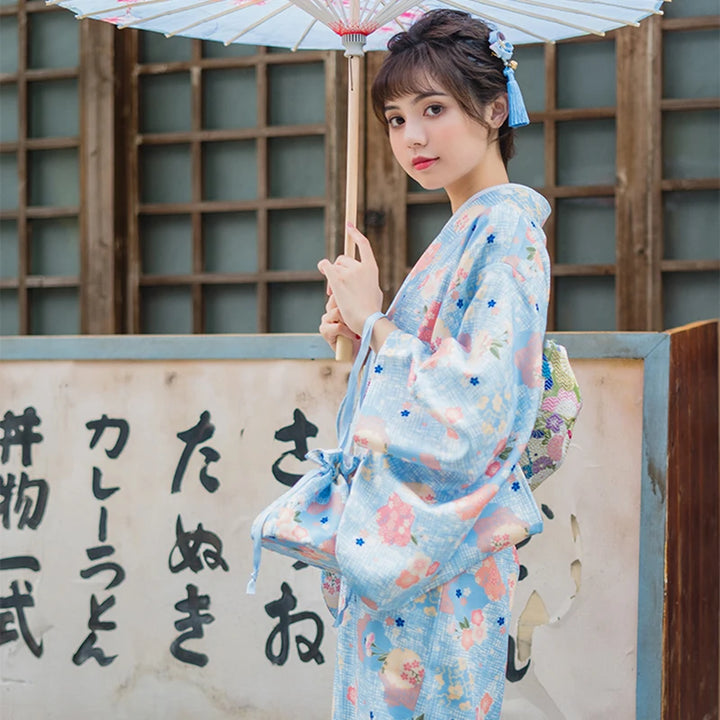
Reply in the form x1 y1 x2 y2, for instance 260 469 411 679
0 330 666 361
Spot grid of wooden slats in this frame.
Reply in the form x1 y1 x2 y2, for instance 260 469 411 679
364 14 719 332
0 1 81 334
0 5 717 334
123 35 345 333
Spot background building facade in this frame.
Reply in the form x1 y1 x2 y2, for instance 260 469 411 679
0 0 718 336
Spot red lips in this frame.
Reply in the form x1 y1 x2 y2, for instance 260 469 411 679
412 156 437 170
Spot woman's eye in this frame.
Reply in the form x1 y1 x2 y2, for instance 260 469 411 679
387 116 404 128
426 104 443 117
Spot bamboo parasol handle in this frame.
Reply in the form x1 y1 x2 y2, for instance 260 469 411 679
335 50 362 362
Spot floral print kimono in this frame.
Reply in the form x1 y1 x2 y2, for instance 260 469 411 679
325 184 552 720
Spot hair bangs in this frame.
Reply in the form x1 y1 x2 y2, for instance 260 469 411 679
371 47 440 124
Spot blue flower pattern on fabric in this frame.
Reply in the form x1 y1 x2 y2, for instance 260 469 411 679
542 354 554 391
331 185 551 720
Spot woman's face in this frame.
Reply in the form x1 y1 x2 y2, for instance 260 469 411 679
382 79 505 208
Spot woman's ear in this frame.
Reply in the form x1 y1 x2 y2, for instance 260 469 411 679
487 95 509 128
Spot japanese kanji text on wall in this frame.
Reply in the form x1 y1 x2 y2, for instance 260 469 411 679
1 355 644 719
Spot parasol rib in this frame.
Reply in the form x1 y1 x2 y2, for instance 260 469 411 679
437 0 606 36
295 0 343 25
439 0 552 40
372 0 411 31
292 18 317 50
49 0 175 14
364 0 660 31
70 0 177 19
224 3 294 44
497 0 640 27
119 0 248 30
373 0 428 28
392 14 409 30
360 0 385 25
335 0 351 27
564 0 663 13
291 0 339 26
163 2 267 37
310 0 344 24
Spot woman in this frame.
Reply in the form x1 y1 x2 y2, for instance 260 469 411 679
317 10 550 719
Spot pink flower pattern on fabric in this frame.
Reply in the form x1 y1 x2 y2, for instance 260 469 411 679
331 185 553 719
376 492 415 546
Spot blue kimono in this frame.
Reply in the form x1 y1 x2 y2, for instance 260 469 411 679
325 184 552 719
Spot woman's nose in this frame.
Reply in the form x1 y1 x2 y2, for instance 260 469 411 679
404 120 427 147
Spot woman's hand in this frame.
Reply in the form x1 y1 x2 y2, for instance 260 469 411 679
318 292 360 356
317 224 383 336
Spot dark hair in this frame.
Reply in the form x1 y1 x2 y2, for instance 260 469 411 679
371 9 515 165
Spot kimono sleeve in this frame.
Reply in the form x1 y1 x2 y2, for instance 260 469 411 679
336 208 550 609
356 209 549 488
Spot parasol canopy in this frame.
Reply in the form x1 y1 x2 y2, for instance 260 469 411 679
51 0 665 50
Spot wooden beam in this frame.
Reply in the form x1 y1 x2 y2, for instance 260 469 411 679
664 320 719 719
364 51 407 303
325 50 348 262
136 123 326 145
80 19 122 334
191 40 203 333
138 197 328 214
126 30 141 333
544 41 558 331
256 48 269 332
134 49 327 75
137 270 322 285
17 4 28 334
615 17 662 331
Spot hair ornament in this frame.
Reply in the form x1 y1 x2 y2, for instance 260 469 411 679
488 29 529 128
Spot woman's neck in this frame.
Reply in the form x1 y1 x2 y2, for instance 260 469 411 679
446 152 509 214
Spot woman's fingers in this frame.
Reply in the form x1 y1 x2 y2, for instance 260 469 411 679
346 224 377 268
323 301 343 327
317 224 383 335
325 293 338 313
319 312 357 351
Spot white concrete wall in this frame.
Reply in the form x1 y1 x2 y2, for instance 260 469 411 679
0 357 642 719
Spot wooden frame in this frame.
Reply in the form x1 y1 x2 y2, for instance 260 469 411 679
0 1 82 333
656 14 720 331
362 13 720 332
80 20 124 334
663 320 719 718
1 14 347 336
0 9 717 336
122 35 346 333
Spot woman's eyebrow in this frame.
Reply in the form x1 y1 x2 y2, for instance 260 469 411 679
384 91 448 113
412 91 448 104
